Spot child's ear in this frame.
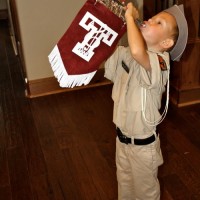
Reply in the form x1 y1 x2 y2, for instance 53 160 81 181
161 38 174 50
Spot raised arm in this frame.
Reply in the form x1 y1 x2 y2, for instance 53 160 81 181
125 3 151 71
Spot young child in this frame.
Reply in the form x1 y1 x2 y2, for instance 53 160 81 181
104 2 188 200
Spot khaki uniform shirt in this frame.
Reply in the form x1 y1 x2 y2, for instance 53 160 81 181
104 46 170 138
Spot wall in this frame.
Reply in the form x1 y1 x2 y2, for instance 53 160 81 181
15 0 85 81
0 0 7 9
0 0 7 19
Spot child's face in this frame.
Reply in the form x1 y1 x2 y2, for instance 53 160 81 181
140 12 177 51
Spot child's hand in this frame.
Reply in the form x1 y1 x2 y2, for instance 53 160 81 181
125 2 139 21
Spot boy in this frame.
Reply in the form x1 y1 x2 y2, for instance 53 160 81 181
104 2 188 200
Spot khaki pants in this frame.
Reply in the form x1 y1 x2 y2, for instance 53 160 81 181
116 135 163 200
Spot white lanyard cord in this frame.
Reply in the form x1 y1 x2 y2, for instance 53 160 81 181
141 69 170 126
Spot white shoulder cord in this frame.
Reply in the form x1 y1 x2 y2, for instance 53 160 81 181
141 69 170 126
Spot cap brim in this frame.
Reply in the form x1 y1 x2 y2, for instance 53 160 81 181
164 4 188 61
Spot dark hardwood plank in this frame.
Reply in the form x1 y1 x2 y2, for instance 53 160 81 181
0 20 55 200
0 186 12 200
0 20 33 200
162 174 191 200
7 147 33 200
30 87 117 200
78 142 117 200
0 140 9 187
159 106 200 199
63 147 102 200
0 20 12 199
30 97 83 199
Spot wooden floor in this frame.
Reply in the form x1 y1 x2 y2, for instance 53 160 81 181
0 19 200 200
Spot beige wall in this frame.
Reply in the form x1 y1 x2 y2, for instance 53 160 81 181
0 0 7 9
15 0 143 81
15 0 85 80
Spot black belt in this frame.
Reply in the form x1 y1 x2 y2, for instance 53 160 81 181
116 127 157 145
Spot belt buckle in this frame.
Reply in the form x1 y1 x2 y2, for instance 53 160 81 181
123 135 130 144
118 134 128 144
116 127 132 145
121 134 131 144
